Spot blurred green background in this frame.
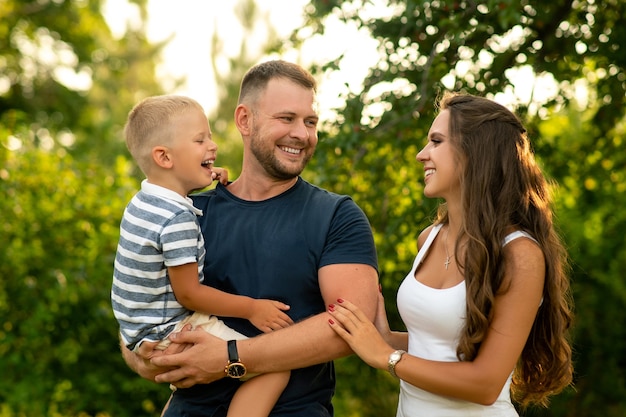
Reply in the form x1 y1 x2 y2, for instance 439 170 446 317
2 1 625 416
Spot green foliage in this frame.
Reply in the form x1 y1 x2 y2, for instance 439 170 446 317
0 147 170 416
334 356 400 417
532 102 626 417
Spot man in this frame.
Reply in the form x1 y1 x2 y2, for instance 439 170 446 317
122 60 379 416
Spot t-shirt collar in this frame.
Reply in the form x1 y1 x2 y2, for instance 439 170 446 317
141 180 203 216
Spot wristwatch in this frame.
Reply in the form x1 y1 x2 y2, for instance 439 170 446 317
225 340 247 379
388 349 406 378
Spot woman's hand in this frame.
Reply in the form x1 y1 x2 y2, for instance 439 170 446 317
327 298 394 371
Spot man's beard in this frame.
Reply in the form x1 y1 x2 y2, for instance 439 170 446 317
249 130 313 180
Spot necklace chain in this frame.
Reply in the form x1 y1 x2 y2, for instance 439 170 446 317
444 226 452 270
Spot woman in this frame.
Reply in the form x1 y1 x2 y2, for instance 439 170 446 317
328 92 573 416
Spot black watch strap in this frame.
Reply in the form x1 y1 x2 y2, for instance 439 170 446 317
227 339 239 362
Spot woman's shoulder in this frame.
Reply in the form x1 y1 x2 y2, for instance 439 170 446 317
502 231 545 284
417 223 439 250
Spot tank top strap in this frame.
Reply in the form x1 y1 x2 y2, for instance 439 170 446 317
503 230 537 246
413 223 444 268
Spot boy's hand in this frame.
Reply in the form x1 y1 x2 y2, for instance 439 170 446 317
249 299 294 333
211 167 229 185
122 340 176 382
136 340 163 360
136 323 194 360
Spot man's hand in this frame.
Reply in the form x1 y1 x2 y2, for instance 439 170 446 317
150 329 228 389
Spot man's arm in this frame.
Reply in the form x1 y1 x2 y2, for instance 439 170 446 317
151 263 379 388
243 263 379 371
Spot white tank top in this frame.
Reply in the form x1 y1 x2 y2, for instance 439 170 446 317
395 224 535 417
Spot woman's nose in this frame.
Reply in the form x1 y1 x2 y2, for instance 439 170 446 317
416 147 427 162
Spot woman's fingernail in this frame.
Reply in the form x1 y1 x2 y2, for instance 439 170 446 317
328 304 335 311
337 298 344 303
328 319 335 325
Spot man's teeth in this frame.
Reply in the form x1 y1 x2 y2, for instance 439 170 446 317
280 146 301 155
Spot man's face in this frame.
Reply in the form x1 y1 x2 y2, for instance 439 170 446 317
248 77 319 180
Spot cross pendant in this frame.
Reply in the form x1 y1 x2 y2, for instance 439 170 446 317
444 256 450 270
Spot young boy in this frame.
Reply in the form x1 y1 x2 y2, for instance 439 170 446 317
112 95 292 417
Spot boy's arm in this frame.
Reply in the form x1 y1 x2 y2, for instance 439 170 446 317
169 263 293 332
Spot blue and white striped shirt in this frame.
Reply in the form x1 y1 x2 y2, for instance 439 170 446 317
112 180 205 350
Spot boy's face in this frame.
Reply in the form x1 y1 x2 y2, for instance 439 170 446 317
167 107 218 195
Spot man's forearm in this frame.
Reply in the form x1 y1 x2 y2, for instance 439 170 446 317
120 337 142 374
237 311 352 373
237 263 379 373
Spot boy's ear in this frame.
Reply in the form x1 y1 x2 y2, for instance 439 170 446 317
152 146 173 168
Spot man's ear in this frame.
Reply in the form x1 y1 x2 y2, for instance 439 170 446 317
234 104 251 136
152 146 173 168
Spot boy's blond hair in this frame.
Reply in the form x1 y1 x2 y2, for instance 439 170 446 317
124 95 205 175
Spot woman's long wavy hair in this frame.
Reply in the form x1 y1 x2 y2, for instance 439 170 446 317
434 92 573 407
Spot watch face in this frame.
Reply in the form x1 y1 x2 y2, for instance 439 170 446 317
390 352 401 362
227 363 247 378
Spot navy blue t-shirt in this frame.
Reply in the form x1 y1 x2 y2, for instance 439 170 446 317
165 177 378 417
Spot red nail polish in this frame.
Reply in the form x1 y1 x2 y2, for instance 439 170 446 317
328 304 335 312
328 319 334 324
337 298 344 303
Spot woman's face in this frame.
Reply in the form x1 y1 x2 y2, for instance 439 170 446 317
416 109 462 200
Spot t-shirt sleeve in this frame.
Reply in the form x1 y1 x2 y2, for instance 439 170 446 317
160 210 201 268
319 197 378 271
